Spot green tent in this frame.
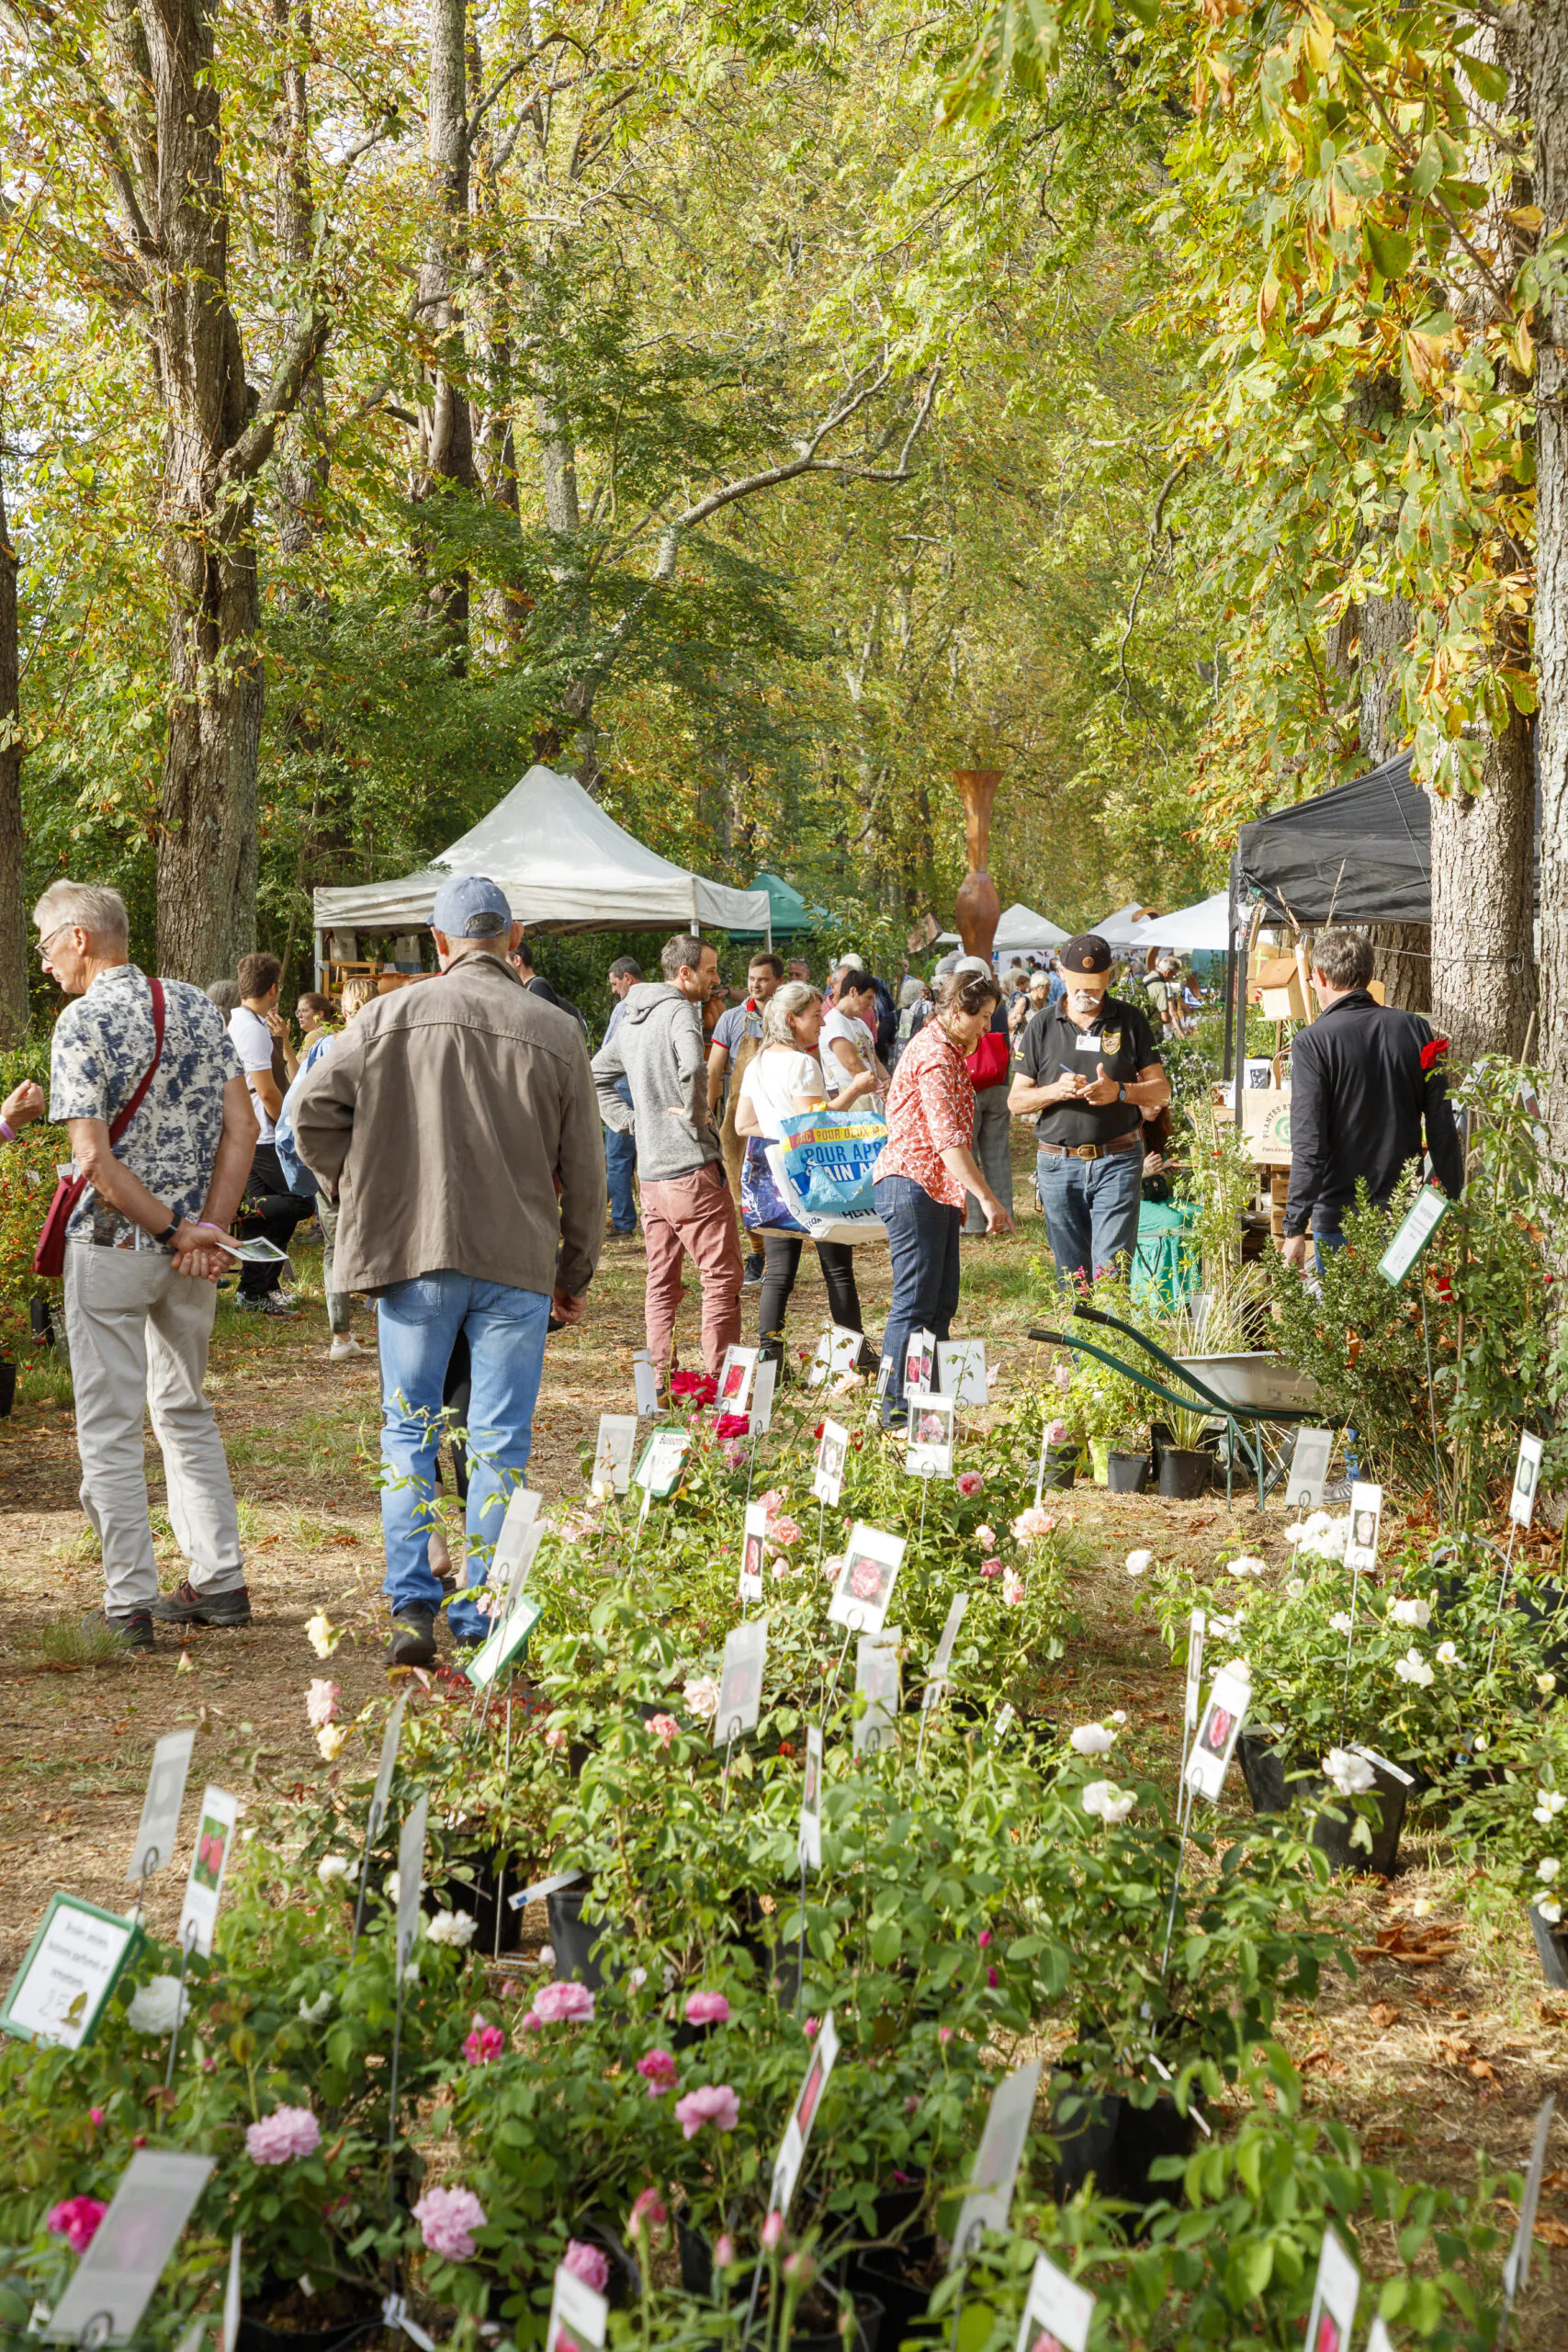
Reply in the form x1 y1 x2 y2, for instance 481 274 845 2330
728 871 831 942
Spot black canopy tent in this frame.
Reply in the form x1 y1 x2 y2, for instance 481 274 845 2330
1236 750 1430 926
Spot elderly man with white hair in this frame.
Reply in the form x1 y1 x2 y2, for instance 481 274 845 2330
37 880 259 1651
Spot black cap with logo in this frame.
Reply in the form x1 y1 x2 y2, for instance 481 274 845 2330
1059 933 1112 977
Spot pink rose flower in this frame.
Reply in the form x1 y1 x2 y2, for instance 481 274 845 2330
715 2233 736 2267
637 2047 679 2094
976 1523 995 1546
761 2210 784 2252
464 2012 505 2065
771 1517 801 1548
715 1412 750 1439
88 2108 105 2128
245 2106 321 2165
544 1724 568 1751
533 1980 594 2025
722 1441 747 1467
683 1989 731 2026
1003 1571 1026 1606
803 2016 819 2039
648 1713 680 1747
47 2197 107 2254
564 2241 610 2294
413 2184 487 2261
627 2188 668 2237
979 1557 1002 1579
673 2083 740 2139
956 1471 984 1498
757 1490 784 1518
305 1678 341 1728
1010 1506 1056 1544
520 2009 545 2030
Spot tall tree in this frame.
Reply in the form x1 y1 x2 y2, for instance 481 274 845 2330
1532 0 1568 1143
0 461 26 1042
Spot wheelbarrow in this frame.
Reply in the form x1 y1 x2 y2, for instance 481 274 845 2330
1027 1302 1333 1510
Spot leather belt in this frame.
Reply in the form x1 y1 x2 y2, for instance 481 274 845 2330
1038 1131 1141 1163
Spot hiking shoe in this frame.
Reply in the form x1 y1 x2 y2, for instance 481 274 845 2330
234 1292 299 1317
149 1579 253 1629
90 1609 155 1654
386 1606 437 1668
742 1252 765 1289
329 1334 367 1361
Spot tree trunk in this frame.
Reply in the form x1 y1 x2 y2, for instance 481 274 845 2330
272 0 325 571
1429 713 1537 1058
415 0 475 641
0 469 28 1044
1535 1 1568 1154
143 0 264 982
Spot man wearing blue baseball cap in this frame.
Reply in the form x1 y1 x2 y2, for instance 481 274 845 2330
292 875 605 1667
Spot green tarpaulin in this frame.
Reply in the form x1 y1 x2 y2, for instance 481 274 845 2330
1131 1198 1200 1312
728 871 831 942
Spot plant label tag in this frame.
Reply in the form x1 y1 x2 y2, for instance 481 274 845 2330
1184 1668 1251 1804
740 1502 768 1602
632 1351 660 1415
634 1429 689 1497
178 1786 239 1959
828 1522 907 1637
1303 2224 1360 2352
853 1634 900 1756
875 1354 894 1400
1502 2093 1556 2301
1185 1609 1205 1734
395 1792 428 1973
489 1486 541 1590
798 1724 823 1871
128 1729 195 1883
906 1395 955 1480
1349 1743 1414 1788
367 1692 408 1842
1376 1182 1450 1285
935 1340 987 1406
223 2234 242 2352
768 2008 840 2219
718 1344 760 1413
1343 1482 1383 1576
930 1593 969 1683
212 1234 290 1265
0 1892 141 2051
993 1702 1016 1740
948 2053 1044 2267
1285 1427 1334 1511
904 1329 936 1399
462 1596 544 1691
1012 2251 1095 2352
507 1865 584 1916
45 2150 215 2343
492 1522 545 1625
547 2263 607 2352
592 1415 637 1496
808 1325 863 1391
1511 1431 1544 1530
713 1613 770 1748
1145 2051 1210 2137
750 1358 778 1433
813 1419 849 1507
381 2295 437 2352
1365 2324 1394 2352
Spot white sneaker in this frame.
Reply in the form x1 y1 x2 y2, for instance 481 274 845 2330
329 1335 367 1361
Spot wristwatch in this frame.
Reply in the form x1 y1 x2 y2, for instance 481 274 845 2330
153 1216 180 1249
1117 1083 1129 1104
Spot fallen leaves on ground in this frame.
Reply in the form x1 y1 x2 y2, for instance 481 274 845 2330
1354 1920 1466 1965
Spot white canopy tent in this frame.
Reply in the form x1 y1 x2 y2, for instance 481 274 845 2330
1125 890 1232 956
1089 901 1158 947
312 765 770 968
934 902 1069 956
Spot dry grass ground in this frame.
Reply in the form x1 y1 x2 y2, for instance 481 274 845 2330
1 1142 1563 2326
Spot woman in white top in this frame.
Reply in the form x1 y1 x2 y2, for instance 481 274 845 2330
734 982 866 1368
820 967 885 1105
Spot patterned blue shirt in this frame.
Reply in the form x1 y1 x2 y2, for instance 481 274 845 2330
49 965 243 1248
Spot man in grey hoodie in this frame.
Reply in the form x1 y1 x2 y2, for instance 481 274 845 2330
592 933 743 1378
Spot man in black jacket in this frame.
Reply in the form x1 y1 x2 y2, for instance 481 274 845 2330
1280 928 1464 1269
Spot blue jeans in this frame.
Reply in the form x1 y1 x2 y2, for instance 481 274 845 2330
1036 1146 1142 1289
378 1271 550 1639
604 1124 637 1232
874 1174 962 1411
1314 1223 1348 1277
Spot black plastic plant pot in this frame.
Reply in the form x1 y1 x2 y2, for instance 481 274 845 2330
547 1883 624 1989
236 2299 379 2352
1237 1729 1407 1877
1157 1447 1209 1500
1048 2072 1197 2214
843 2259 939 2352
1039 1444 1078 1492
788 2294 883 2352
1512 1577 1568 1675
0 1360 16 1419
430 1848 525 1957
1237 1727 1292 1815
1106 1450 1148 1494
1529 1904 1568 1989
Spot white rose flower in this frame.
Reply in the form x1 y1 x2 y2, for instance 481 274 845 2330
385 1871 401 1905
1436 1642 1460 1666
1282 1523 1306 1545
1068 1723 1115 1756
1533 1790 1567 1825
1538 1857 1562 1883
1393 1647 1435 1689
126 1975 189 2035
305 1611 340 1658
1224 1656 1252 1679
317 1855 352 1885
538 1945 557 1969
1329 1612 1354 1636
1285 1577 1305 1600
1209 1612 1241 1641
1124 1550 1154 1576
1111 1710 1127 1724
1538 1898 1563 1925
1391 1597 1432 1629
1474 1734 1488 1750
298 1989 333 2024
1226 1556 1267 1579
1323 1748 1376 1797
425 1908 478 1948
1081 1781 1136 1825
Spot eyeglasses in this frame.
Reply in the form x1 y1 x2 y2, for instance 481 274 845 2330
37 923 75 961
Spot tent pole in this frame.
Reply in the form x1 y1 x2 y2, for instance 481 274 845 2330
1233 885 1249 1136
1222 854 1237 1085
314 927 326 991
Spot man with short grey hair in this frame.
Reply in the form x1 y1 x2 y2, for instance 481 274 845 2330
292 874 605 1667
1281 925 1463 1269
38 881 259 1651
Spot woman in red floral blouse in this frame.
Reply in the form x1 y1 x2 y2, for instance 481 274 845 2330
873 963 1014 1428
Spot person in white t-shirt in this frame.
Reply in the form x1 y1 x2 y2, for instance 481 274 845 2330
226 951 312 1315
820 967 885 1105
734 982 865 1367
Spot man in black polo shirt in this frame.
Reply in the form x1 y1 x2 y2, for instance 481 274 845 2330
1281 927 1462 1269
1009 933 1169 1287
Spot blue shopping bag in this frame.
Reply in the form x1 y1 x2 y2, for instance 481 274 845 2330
775 1105 887 1217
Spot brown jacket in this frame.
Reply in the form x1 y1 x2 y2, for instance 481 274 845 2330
291 951 605 1299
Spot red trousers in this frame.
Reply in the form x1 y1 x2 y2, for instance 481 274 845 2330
640 1161 744 1377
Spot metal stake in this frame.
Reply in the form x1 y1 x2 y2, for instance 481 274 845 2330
386 1954 408 2226
1486 1519 1522 1679
164 1919 197 2092
1418 1281 1446 1519
493 1690 514 1962
1159 1782 1193 1977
